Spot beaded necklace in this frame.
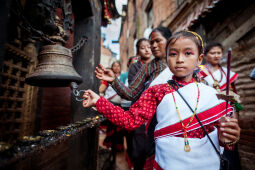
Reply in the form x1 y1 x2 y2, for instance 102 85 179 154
206 65 227 90
167 81 200 152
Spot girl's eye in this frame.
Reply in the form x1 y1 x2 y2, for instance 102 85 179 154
185 51 194 55
169 52 177 56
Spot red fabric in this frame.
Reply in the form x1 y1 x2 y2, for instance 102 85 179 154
153 160 163 170
144 154 155 170
101 80 108 87
125 152 134 169
198 69 207 78
220 73 238 91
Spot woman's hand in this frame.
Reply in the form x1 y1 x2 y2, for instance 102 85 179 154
95 64 115 82
219 117 241 145
82 90 100 108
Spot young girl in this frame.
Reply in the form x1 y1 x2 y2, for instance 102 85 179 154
201 42 238 92
83 31 240 170
125 38 152 170
99 61 122 104
128 38 152 84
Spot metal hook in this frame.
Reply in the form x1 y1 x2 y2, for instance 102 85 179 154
70 82 86 102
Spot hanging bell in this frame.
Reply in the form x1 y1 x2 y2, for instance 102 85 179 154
25 44 82 87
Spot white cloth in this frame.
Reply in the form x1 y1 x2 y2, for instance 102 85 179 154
149 67 173 87
104 86 122 104
154 83 231 170
155 128 220 170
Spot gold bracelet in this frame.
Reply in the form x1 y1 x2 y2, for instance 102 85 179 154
224 136 240 146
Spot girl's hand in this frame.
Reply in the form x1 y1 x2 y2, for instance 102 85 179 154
95 64 115 82
219 117 241 145
82 90 100 108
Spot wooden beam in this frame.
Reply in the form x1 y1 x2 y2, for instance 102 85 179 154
222 14 255 48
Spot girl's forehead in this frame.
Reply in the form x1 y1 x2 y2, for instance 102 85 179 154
209 46 222 51
169 37 196 47
113 62 120 66
140 40 150 45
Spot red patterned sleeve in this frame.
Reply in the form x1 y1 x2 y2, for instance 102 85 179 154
95 86 159 130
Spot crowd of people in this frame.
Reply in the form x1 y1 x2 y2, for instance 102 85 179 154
83 27 242 170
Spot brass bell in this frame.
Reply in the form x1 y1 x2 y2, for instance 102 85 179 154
25 44 82 87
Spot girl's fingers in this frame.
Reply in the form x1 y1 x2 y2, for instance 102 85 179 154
220 119 239 129
222 132 238 141
220 127 239 137
220 121 237 128
219 117 240 143
82 90 92 98
226 117 238 123
82 100 88 107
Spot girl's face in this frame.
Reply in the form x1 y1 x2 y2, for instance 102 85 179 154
206 46 223 66
150 31 167 58
112 62 121 74
167 37 203 82
138 41 151 60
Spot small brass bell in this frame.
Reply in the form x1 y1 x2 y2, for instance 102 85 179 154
25 44 82 87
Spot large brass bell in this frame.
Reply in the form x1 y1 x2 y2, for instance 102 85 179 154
25 44 82 87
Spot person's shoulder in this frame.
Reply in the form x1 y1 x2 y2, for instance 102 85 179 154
198 82 218 94
198 65 209 77
130 61 142 68
145 83 169 93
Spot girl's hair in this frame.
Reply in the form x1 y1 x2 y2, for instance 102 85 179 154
111 61 121 69
149 26 172 40
205 42 224 55
166 31 204 59
127 56 137 68
136 38 150 54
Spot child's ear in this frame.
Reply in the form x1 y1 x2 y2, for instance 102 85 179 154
197 54 204 66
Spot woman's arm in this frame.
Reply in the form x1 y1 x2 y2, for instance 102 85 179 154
111 63 150 101
99 81 108 95
95 60 166 101
95 63 151 101
128 63 141 85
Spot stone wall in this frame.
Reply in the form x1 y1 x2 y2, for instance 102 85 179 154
119 0 176 72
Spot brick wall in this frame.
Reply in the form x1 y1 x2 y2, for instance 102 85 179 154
118 0 176 72
153 0 175 27
119 0 136 72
